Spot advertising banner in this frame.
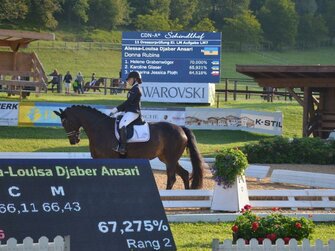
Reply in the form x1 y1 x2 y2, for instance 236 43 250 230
18 102 111 127
141 82 215 104
15 102 282 135
0 102 19 126
185 108 283 135
122 31 222 83
18 102 185 127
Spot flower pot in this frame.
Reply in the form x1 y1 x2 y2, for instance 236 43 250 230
211 175 249 212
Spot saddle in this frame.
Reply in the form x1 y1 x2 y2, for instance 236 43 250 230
114 114 150 143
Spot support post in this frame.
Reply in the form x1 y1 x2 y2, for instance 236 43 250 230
225 79 228 102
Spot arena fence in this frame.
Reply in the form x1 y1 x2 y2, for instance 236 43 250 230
0 236 67 251
212 238 335 251
160 189 335 211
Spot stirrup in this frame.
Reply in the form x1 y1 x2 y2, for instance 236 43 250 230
112 145 119 152
119 146 127 155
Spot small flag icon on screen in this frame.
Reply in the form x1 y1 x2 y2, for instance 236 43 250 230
211 66 219 71
211 60 220 65
202 47 219 56
211 71 220 76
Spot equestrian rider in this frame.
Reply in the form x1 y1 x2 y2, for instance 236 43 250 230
109 71 142 154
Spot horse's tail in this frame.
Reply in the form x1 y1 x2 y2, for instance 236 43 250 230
182 126 205 189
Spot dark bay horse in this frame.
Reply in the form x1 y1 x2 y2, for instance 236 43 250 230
54 105 206 189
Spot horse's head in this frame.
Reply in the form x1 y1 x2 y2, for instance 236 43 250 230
54 108 81 145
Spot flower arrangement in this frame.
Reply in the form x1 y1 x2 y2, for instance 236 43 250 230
211 148 248 188
231 205 315 244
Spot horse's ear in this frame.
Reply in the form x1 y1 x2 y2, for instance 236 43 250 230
59 108 64 113
54 110 61 117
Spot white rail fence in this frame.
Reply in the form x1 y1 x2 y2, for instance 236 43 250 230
160 189 335 211
0 236 67 250
212 238 335 251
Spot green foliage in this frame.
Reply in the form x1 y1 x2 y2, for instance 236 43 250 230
223 10 263 48
212 148 248 188
192 18 216 32
135 11 171 31
88 0 129 29
26 0 61 29
316 0 335 39
169 0 198 27
241 136 335 164
0 0 28 21
170 222 334 250
232 206 315 243
73 0 89 23
259 0 298 49
297 14 328 47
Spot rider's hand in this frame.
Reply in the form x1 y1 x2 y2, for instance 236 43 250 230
109 107 118 116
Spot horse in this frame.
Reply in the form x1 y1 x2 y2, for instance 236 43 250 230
54 105 207 190
84 77 104 92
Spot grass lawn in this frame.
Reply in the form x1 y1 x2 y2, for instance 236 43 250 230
170 222 335 250
19 46 335 79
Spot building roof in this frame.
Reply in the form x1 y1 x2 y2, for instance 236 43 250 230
236 65 335 88
0 29 55 51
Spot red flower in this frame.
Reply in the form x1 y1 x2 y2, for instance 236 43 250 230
232 225 239 233
245 240 249 245
283 237 291 244
266 233 277 242
295 222 302 229
241 208 246 213
257 237 264 244
272 207 279 211
251 222 259 231
244 204 252 210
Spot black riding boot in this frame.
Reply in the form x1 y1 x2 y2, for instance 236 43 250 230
119 126 127 154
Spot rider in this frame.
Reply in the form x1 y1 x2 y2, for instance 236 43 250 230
109 71 142 154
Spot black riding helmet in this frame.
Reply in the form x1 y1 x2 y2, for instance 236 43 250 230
126 71 142 84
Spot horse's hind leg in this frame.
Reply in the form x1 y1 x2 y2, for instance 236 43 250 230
165 162 177 190
176 163 190 189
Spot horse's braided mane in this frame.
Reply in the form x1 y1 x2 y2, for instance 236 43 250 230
67 105 109 118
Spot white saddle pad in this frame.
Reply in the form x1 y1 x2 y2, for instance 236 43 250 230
115 123 150 143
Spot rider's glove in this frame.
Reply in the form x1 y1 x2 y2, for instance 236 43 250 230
109 107 118 116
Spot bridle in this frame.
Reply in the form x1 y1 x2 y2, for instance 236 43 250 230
66 130 81 138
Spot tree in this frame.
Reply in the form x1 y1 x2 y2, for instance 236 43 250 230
88 0 130 29
250 0 266 14
192 18 216 32
169 0 198 27
297 14 328 47
316 0 335 39
0 0 28 22
134 11 171 31
259 0 298 49
26 0 61 29
294 0 317 15
59 0 89 26
149 0 170 17
222 10 263 49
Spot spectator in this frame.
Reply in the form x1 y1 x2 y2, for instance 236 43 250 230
63 71 73 95
48 69 59 93
75 72 84 94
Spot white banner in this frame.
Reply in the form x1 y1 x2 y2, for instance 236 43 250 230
185 108 282 135
141 82 215 104
0 102 19 126
142 108 185 126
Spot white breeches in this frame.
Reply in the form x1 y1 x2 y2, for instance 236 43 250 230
119 112 139 129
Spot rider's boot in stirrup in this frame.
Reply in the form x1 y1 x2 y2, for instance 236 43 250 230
118 126 127 154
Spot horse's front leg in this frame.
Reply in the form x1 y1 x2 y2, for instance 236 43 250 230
166 163 177 190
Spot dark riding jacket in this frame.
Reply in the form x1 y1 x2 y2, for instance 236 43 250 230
117 83 142 114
